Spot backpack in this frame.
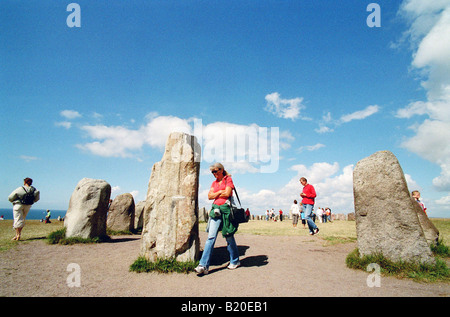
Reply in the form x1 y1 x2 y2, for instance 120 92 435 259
20 186 36 205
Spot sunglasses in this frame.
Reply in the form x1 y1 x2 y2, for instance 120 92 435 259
211 169 221 174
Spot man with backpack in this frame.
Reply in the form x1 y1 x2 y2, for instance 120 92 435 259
8 177 40 241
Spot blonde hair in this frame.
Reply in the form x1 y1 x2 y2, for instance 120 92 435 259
209 162 229 176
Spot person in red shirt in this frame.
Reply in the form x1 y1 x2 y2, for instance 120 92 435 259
300 177 319 235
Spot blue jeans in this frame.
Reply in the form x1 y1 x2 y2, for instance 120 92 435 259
199 216 239 269
302 204 318 233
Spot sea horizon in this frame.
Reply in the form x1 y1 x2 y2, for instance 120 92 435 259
0 208 67 221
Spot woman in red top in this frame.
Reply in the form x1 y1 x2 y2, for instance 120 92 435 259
195 163 240 275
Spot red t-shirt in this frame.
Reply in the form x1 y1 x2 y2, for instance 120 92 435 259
211 175 234 206
301 184 316 205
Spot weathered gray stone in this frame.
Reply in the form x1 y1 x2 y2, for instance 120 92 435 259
107 193 135 232
347 212 355 221
65 178 111 239
134 200 146 230
412 198 439 245
335 213 347 221
353 150 434 264
141 132 201 262
198 206 208 222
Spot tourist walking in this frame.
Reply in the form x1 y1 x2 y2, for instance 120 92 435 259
8 177 40 241
195 163 240 275
300 177 319 235
290 200 300 228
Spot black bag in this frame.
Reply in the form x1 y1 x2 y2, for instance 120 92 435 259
20 186 35 205
229 187 249 224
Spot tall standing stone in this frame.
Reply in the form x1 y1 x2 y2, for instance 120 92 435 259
107 193 135 232
353 151 435 264
65 178 111 239
141 132 201 262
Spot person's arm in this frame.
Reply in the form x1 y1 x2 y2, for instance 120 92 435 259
309 185 316 199
219 186 232 199
302 185 316 199
208 187 223 200
8 188 19 203
34 189 40 203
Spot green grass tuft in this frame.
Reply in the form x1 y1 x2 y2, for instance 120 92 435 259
47 227 110 245
130 256 199 274
346 248 450 283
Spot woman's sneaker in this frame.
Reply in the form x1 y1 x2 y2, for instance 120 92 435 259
227 262 240 270
194 265 208 275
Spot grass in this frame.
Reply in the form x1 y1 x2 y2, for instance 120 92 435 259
346 248 450 283
0 220 64 251
201 218 358 245
47 227 111 245
130 256 199 274
344 218 450 283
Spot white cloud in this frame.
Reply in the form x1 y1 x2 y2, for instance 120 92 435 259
396 0 450 191
201 121 282 173
314 125 334 134
111 186 121 194
299 143 325 152
76 115 192 158
435 194 450 210
60 110 82 120
340 105 380 123
19 155 39 162
77 124 145 158
404 173 421 192
264 92 305 120
314 106 379 133
76 115 290 174
55 121 72 129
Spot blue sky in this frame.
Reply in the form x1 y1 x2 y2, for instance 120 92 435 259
1 0 449 217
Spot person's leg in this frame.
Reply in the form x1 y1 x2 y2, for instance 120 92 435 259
15 205 31 240
198 217 221 270
12 204 24 240
304 204 318 234
225 234 240 267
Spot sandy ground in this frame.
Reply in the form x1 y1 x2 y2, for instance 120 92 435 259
1 231 449 297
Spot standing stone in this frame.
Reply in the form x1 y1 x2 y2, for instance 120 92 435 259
353 151 434 264
65 178 111 239
198 206 208 222
107 193 135 232
141 132 201 262
134 200 146 230
412 199 439 245
347 212 355 221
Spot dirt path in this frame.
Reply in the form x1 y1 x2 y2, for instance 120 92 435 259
1 232 449 297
